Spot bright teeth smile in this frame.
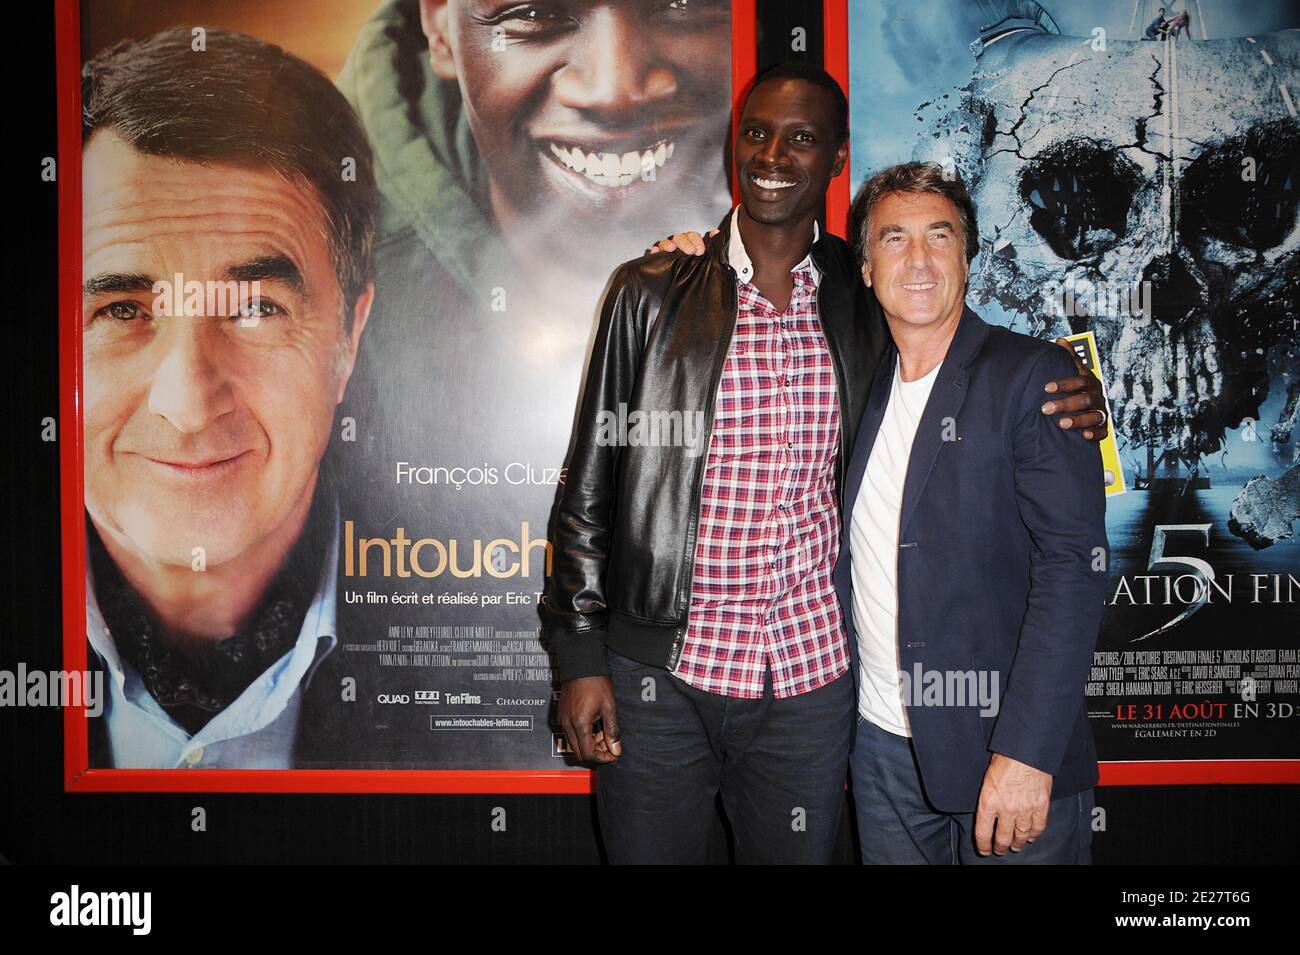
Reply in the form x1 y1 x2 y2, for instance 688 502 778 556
548 139 673 187
752 175 796 190
903 282 937 290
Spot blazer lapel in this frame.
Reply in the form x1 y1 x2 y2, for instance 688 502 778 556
843 346 895 523
898 308 989 539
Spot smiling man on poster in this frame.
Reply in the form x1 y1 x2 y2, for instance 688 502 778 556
330 1 738 656
336 0 733 323
80 29 379 769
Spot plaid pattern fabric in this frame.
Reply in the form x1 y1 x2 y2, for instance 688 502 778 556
674 264 849 698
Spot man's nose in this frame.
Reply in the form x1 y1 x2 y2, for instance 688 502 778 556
146 318 234 433
905 237 931 270
552 8 676 115
754 134 789 169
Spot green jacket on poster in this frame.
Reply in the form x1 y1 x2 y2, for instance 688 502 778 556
336 0 506 299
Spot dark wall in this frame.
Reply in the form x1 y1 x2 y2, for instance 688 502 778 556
1 2 1294 866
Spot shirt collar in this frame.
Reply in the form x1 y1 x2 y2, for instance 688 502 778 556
85 493 340 722
727 205 822 287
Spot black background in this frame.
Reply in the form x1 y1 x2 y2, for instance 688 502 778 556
0 1 1295 866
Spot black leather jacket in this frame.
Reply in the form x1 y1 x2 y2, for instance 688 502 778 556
541 214 888 683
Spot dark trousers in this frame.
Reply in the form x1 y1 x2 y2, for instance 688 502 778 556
596 648 853 864
849 715 1093 864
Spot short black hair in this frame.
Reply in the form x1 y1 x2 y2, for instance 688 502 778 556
82 28 377 325
742 62 849 143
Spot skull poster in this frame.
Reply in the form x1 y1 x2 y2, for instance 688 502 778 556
850 0 1298 772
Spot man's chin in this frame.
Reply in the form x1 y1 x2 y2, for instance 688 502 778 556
737 199 787 225
111 510 259 570
737 190 811 227
885 308 948 329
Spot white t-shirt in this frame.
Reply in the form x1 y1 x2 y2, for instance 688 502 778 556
849 358 942 736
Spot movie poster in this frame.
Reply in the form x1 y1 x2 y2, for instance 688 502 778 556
75 0 733 774
849 0 1298 768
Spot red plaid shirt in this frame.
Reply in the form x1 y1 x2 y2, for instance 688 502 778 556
673 211 849 699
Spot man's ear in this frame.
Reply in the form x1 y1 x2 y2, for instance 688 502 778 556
418 0 457 81
859 260 872 288
831 138 849 179
336 282 375 404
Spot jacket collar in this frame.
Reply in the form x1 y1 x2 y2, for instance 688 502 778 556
933 304 991 371
895 305 989 536
843 305 990 537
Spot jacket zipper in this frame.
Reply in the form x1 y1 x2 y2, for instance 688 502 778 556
669 263 740 670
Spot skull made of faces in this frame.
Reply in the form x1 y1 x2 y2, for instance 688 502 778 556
913 28 1300 475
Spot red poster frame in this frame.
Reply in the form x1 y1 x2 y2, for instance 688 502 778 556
824 0 852 238
824 0 1297 787
58 1 1297 794
56 0 759 794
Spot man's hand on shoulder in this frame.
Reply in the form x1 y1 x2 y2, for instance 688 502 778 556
646 228 719 256
558 676 622 764
1040 337 1109 442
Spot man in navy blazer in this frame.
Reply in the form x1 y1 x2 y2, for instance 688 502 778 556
834 162 1109 864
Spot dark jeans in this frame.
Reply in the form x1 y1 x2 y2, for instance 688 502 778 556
596 648 853 864
850 715 1093 865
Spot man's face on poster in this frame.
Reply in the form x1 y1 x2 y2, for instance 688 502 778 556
422 0 730 228
81 132 372 568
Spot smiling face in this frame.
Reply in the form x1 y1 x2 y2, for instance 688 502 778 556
861 190 969 331
82 132 372 568
422 0 730 228
734 77 847 228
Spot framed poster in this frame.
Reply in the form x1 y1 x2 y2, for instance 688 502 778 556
837 0 1300 785
59 0 756 792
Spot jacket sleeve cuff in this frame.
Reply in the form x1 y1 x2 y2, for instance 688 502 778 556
549 628 609 683
988 705 1066 777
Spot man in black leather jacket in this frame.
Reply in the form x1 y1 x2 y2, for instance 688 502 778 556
540 64 1108 864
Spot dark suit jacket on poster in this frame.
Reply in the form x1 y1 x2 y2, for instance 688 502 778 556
833 307 1110 812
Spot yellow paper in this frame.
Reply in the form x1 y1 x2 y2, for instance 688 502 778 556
1063 331 1127 497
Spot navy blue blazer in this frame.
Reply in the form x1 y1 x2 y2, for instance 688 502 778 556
833 307 1109 812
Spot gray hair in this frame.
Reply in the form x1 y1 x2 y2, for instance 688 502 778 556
849 161 979 268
